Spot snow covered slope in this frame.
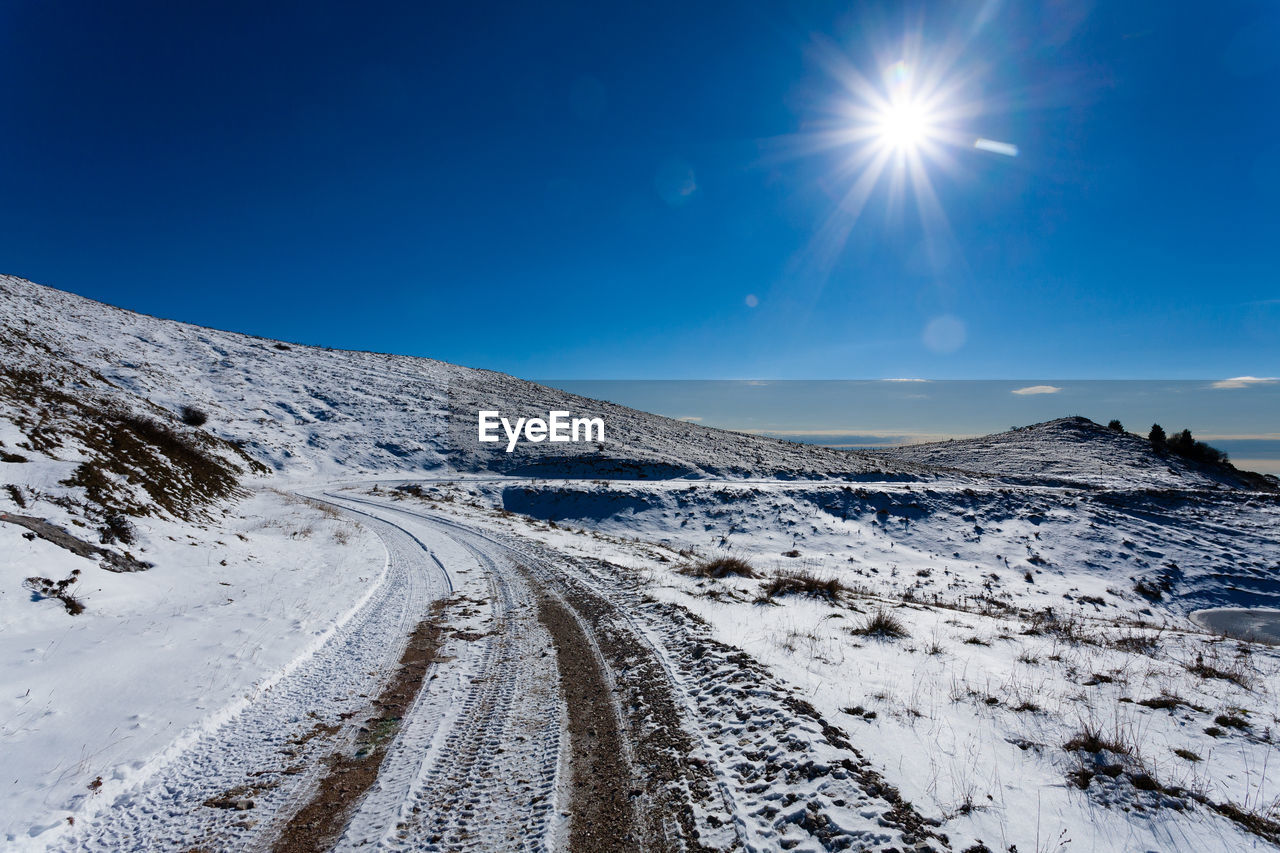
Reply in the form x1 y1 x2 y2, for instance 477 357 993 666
428 482 1280 853
3 273 1280 853
873 416 1276 491
0 274 927 505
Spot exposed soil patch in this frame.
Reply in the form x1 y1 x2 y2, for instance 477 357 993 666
204 781 273 811
286 716 341 749
0 512 151 572
538 578 717 853
271 599 452 853
536 591 639 853
0 362 264 521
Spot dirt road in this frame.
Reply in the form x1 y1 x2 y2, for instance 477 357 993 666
55 488 943 852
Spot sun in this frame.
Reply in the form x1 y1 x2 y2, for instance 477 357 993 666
874 97 935 152
778 35 1020 274
775 29 1022 287
796 51 975 230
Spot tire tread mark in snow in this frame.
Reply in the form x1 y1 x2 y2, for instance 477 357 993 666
382 498 948 851
346 496 721 852
321 494 562 852
314 496 454 594
271 606 450 853
53 500 449 853
536 591 638 852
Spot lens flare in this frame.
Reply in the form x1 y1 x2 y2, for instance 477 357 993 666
775 31 1016 283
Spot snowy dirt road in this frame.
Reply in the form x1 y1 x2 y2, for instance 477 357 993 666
54 487 944 852
328 491 948 853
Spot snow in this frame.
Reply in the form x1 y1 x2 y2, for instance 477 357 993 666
406 479 1280 852
0 491 383 847
0 273 931 484
2 274 1279 851
874 416 1276 492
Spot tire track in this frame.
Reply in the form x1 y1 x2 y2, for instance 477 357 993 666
333 493 715 852
273 612 450 852
317 495 566 852
535 591 638 852
353 492 948 852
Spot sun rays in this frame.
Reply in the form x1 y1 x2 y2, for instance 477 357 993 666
783 30 1016 278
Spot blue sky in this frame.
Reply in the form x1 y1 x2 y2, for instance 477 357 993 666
1 1 1277 380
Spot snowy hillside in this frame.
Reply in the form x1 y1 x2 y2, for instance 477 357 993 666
873 416 1276 491
0 274 927 496
411 478 1280 853
3 274 1280 853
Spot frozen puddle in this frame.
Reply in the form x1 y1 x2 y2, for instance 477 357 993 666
1192 607 1280 644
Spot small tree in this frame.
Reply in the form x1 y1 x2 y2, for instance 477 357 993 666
1149 424 1166 448
1168 429 1195 455
1108 419 1124 432
1166 428 1228 465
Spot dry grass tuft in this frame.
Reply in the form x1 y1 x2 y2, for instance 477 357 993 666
758 570 844 602
1063 724 1133 756
680 556 758 579
24 572 85 615
851 609 910 639
1187 652 1252 689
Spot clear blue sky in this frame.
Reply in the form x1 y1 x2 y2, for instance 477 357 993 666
2 1 1277 379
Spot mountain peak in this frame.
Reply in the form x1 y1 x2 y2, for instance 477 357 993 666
878 414 1271 491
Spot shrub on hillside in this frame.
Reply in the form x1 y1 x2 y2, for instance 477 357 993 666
99 513 135 545
1165 428 1228 465
180 405 209 427
1150 424 1228 465
1108 419 1124 432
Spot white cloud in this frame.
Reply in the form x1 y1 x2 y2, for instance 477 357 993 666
1011 385 1061 396
677 416 702 422
974 138 1019 157
882 378 930 383
1211 376 1277 390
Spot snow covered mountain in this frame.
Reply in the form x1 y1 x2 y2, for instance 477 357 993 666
3 274 1280 853
873 415 1276 491
0 274 929 512
4 273 1269 537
